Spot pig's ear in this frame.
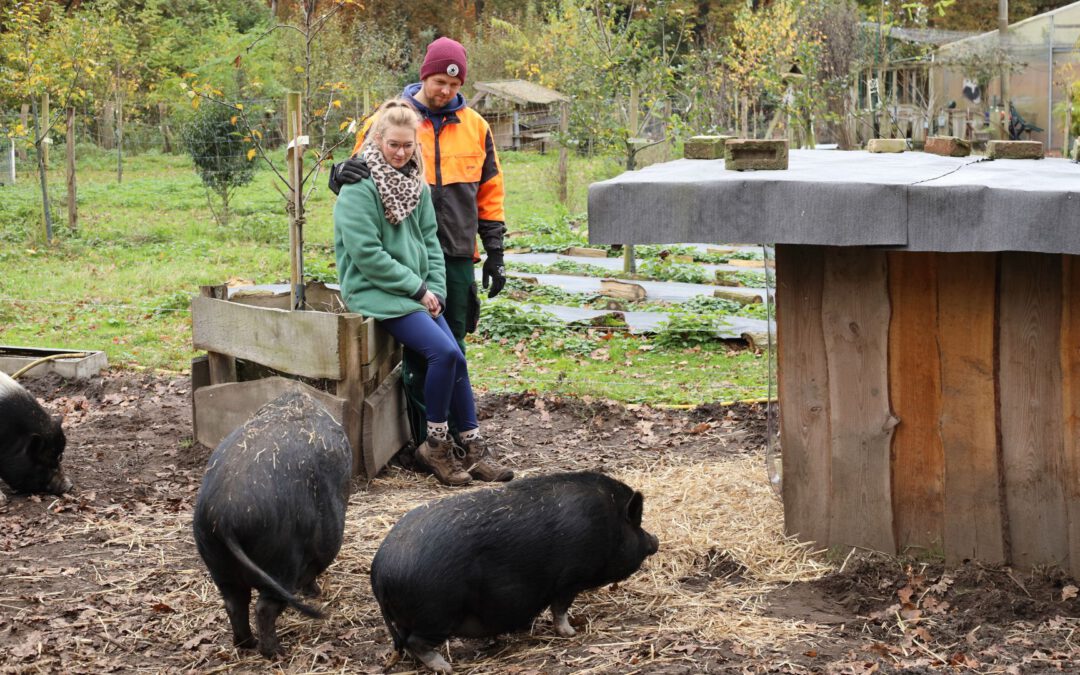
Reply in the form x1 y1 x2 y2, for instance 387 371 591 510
625 491 644 527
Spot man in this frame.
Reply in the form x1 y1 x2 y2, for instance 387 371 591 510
329 36 511 484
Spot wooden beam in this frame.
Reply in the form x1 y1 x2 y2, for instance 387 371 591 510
888 252 944 554
361 365 409 478
193 377 346 451
198 286 236 385
999 252 1067 569
822 247 896 554
191 296 347 380
1062 255 1080 578
938 253 1005 564
776 245 831 546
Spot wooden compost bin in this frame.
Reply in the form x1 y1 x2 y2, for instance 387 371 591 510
588 148 1080 573
190 282 406 478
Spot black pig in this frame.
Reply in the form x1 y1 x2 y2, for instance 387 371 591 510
193 391 352 659
371 471 660 673
0 371 72 504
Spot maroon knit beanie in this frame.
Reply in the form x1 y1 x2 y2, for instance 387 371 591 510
420 37 467 83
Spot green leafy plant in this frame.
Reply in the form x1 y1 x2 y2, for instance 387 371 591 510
478 300 563 343
655 311 729 348
182 102 256 227
638 260 711 284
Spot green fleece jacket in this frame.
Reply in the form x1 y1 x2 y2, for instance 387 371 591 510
334 179 446 320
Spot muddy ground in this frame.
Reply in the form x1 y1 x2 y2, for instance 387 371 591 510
2 371 1079 673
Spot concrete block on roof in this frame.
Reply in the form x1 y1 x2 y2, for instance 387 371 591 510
867 138 907 153
684 135 732 160
987 140 1044 160
725 139 788 171
924 136 971 157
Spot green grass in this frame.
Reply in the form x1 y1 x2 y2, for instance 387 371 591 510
0 149 768 403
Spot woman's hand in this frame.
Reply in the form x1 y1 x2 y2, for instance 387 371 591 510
421 291 442 317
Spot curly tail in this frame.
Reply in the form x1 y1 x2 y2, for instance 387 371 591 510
222 536 324 619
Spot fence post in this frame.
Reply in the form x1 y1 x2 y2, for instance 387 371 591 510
8 138 15 185
286 92 306 310
66 106 77 233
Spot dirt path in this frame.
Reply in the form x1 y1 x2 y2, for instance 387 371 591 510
1 372 1078 673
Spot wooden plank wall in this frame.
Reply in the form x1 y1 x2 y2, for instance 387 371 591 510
775 246 831 546
937 254 1004 564
887 252 944 555
778 247 1080 570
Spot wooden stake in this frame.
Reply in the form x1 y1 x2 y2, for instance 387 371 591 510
66 107 76 233
558 100 569 205
286 92 305 311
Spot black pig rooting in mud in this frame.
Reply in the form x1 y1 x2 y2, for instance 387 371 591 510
0 371 72 505
193 392 352 659
370 471 660 673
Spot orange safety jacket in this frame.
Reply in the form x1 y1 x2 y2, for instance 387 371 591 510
352 90 505 260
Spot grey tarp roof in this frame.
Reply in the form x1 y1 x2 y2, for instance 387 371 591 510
587 150 1080 254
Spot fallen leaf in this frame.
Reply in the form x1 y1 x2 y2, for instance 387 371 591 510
1062 585 1078 601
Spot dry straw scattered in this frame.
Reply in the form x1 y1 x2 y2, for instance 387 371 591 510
14 455 835 673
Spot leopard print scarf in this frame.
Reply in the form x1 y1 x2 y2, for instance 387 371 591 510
362 145 423 225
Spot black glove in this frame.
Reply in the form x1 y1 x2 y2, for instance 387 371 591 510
327 157 371 195
482 249 506 298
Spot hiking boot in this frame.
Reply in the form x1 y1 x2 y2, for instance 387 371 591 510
461 437 514 482
417 437 472 486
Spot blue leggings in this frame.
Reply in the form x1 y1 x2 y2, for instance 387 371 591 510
379 311 478 431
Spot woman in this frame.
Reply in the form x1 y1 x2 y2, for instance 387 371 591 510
334 98 512 486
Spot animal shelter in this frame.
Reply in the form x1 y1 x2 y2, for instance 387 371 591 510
588 147 1080 575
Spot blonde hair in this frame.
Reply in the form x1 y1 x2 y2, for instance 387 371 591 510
364 98 424 176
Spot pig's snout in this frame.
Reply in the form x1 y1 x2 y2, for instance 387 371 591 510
644 531 659 556
48 472 73 495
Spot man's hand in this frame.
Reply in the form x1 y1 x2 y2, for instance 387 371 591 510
482 249 506 298
327 157 371 195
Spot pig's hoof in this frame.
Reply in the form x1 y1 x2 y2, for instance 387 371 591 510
233 634 258 650
413 648 453 673
258 641 286 660
553 614 576 638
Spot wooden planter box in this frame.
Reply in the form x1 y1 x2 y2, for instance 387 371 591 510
190 283 406 478
776 246 1080 574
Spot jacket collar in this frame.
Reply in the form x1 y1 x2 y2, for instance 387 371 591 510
403 83 466 133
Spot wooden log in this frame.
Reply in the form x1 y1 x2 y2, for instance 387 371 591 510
191 295 348 380
198 286 236 385
887 252 944 554
713 288 762 305
776 245 831 546
600 279 646 301
999 252 1067 569
821 247 896 554
728 259 766 269
362 365 409 478
193 377 347 450
1062 256 1080 578
938 253 1005 564
564 246 607 258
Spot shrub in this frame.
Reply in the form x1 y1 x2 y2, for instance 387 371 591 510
182 104 255 226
